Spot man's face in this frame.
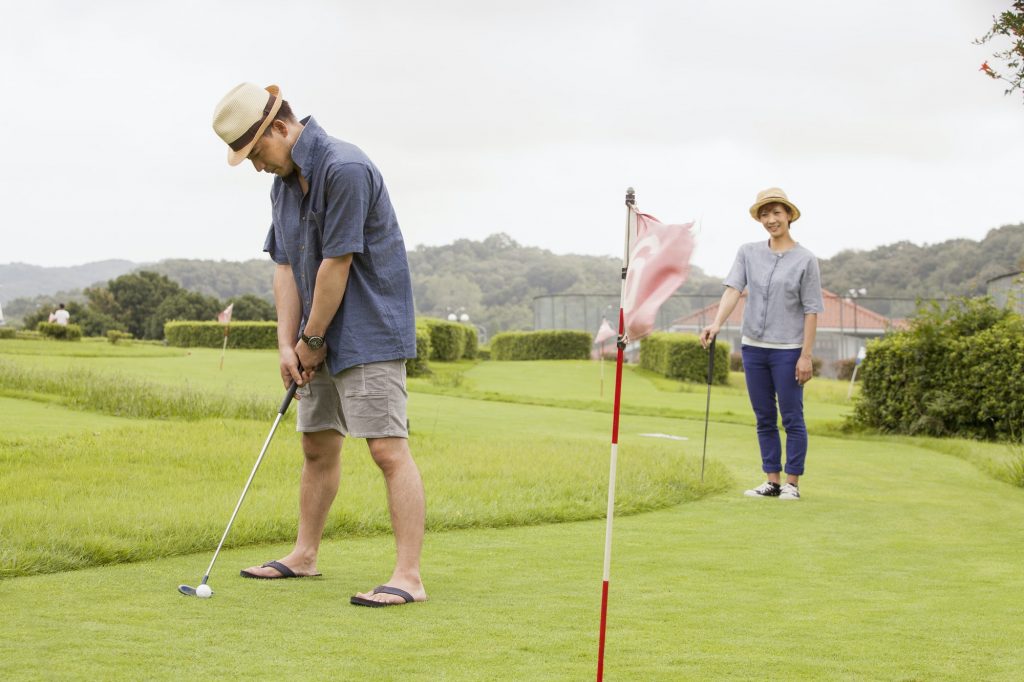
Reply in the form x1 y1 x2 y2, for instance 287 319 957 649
758 203 792 237
247 123 295 176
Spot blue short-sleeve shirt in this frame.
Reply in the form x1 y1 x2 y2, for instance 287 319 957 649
263 117 417 375
723 241 824 344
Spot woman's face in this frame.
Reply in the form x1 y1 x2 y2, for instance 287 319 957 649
758 203 792 238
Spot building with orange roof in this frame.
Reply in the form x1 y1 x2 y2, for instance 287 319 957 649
667 289 898 377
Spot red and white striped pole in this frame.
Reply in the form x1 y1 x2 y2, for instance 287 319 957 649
596 187 635 681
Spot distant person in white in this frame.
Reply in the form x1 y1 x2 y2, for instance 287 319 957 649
49 303 70 325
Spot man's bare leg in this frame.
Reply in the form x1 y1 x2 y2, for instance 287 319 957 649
242 429 342 577
353 436 427 603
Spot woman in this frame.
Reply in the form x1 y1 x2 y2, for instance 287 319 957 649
699 188 824 500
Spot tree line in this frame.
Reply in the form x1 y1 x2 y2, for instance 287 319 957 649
20 272 275 340
5 225 1023 337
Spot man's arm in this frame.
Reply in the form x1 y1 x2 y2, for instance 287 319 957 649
293 254 354 373
274 264 305 387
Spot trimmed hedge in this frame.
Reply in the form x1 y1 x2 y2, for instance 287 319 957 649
107 330 134 345
639 333 730 385
418 319 467 362
853 298 1024 440
164 321 278 349
490 330 592 360
406 326 432 377
461 324 479 360
834 357 859 381
0 327 15 339
37 322 83 341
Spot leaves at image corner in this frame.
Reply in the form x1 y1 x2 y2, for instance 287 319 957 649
976 1 1024 102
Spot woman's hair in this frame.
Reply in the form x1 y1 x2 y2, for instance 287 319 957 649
758 202 793 219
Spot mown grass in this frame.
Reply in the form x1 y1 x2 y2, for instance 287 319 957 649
2 417 1023 680
0 337 182 357
0 359 271 421
410 359 855 432
3 340 1024 679
0 395 727 579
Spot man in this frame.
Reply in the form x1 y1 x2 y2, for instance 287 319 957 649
212 83 426 607
49 303 70 326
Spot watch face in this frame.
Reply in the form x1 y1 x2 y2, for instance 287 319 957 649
304 334 324 350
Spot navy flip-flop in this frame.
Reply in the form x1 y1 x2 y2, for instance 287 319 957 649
239 560 322 580
350 585 417 607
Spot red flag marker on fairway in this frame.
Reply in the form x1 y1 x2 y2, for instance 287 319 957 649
596 188 695 681
217 303 233 370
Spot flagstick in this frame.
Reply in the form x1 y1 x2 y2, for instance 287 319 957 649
596 187 635 682
219 323 230 370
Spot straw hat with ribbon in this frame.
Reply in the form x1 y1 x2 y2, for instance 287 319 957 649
749 187 801 222
212 83 282 166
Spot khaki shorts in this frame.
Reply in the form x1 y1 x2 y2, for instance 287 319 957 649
296 359 409 438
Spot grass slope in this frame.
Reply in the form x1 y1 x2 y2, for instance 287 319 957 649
2 340 1024 679
2 432 1023 680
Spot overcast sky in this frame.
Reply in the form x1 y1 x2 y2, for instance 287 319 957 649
1 0 1021 278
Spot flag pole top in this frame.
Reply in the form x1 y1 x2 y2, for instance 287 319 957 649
625 187 635 206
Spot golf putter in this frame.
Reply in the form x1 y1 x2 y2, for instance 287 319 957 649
179 379 300 597
700 337 715 483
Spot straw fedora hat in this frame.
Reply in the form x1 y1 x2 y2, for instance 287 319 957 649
749 187 801 222
212 83 282 166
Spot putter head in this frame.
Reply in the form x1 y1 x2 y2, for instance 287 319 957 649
178 584 198 596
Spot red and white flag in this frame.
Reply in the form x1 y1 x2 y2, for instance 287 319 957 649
622 210 695 340
594 319 616 345
217 303 234 325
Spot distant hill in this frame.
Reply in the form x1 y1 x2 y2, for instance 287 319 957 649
4 225 1022 331
819 223 1024 300
145 259 275 301
0 260 137 303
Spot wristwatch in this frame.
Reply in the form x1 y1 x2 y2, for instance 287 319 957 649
301 332 325 350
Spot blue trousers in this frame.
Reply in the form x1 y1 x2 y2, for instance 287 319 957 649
741 345 808 476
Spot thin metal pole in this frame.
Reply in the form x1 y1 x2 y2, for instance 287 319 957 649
700 337 716 482
200 382 298 585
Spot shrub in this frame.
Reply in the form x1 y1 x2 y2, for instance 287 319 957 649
853 298 1024 440
811 356 823 377
107 330 134 345
164 321 278 349
490 330 592 361
461 324 479 360
406 326 432 377
37 322 83 341
834 357 859 381
477 346 491 360
419 319 467 362
639 333 730 385
0 327 15 339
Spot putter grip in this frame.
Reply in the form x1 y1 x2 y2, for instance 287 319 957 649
279 381 299 415
706 337 716 385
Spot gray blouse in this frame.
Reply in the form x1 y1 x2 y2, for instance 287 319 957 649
723 241 824 344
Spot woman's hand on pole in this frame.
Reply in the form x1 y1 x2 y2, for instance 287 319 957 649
796 353 814 385
699 324 719 349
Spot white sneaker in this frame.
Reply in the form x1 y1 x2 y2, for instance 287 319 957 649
743 481 781 498
779 483 801 500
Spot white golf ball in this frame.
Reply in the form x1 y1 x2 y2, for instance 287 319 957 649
196 584 212 598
